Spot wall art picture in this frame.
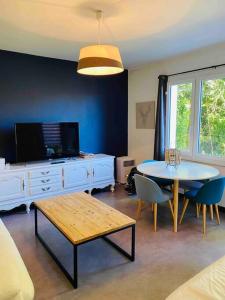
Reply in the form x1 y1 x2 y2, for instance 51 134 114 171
136 101 155 129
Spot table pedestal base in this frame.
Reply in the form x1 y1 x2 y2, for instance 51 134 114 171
173 179 179 233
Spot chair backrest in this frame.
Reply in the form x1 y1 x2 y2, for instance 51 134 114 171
134 174 165 203
195 177 225 205
142 159 156 164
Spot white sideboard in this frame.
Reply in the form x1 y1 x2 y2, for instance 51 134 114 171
0 154 115 213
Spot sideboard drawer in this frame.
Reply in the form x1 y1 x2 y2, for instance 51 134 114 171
29 175 61 187
29 183 62 196
28 168 61 179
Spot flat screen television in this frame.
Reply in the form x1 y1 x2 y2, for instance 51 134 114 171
15 122 79 163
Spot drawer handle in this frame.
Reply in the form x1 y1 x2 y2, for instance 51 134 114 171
41 171 50 175
42 187 51 191
41 179 50 183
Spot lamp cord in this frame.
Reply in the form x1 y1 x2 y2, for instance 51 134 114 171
102 16 117 44
96 9 117 45
96 10 102 45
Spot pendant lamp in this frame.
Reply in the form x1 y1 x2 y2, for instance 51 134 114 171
77 10 124 76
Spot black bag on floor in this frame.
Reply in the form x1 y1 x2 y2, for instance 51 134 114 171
125 167 142 195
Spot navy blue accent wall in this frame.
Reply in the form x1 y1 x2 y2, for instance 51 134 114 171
0 50 128 163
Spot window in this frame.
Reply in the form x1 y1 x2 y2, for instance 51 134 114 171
169 82 192 152
199 78 225 157
167 70 225 166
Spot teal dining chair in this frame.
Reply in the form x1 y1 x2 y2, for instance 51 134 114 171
134 174 174 231
179 180 206 218
179 177 225 235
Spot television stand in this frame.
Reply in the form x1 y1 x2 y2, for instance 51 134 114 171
0 154 115 213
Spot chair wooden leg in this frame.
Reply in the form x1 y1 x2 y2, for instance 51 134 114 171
136 199 142 220
202 204 206 235
153 203 157 232
209 205 214 220
183 191 187 205
168 200 174 219
151 203 154 212
179 198 189 224
196 204 199 218
215 205 220 225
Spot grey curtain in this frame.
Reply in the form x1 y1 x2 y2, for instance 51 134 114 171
153 75 168 161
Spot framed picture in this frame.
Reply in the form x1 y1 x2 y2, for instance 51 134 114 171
136 101 155 129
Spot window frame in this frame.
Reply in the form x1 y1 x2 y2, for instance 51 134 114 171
166 67 225 167
167 75 196 159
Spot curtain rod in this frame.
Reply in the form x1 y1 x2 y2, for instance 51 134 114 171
168 63 225 77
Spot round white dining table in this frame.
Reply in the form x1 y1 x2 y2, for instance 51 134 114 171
137 161 220 232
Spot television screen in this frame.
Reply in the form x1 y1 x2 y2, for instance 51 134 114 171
15 122 79 163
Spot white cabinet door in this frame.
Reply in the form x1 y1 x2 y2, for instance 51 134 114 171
92 160 114 183
63 163 91 189
0 174 25 202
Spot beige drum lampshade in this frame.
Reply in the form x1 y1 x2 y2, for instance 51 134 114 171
77 44 124 76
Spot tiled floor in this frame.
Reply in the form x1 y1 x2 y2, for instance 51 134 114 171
1 186 225 300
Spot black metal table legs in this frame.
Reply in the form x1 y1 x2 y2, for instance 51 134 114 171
73 245 78 288
34 206 135 289
103 224 135 261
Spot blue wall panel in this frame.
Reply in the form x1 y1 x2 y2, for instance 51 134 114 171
0 50 128 162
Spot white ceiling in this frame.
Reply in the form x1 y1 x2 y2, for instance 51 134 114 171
1 0 225 68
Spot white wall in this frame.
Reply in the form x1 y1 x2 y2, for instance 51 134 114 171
128 43 225 202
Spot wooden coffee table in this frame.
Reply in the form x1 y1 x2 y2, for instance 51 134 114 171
34 192 136 288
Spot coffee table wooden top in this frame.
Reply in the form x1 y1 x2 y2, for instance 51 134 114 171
35 192 136 245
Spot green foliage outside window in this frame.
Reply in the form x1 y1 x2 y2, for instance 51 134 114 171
174 79 225 157
176 83 192 151
200 78 225 157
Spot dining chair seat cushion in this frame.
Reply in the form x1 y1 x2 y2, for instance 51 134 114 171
184 188 199 199
162 189 173 201
180 180 204 191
